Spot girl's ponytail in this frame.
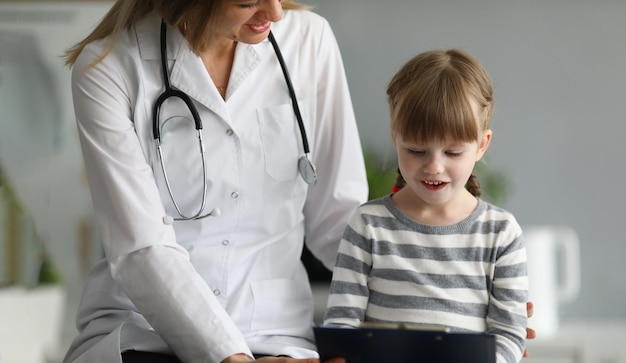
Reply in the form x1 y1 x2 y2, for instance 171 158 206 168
465 173 482 197
392 169 406 193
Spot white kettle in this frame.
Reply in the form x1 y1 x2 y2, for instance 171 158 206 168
524 225 581 338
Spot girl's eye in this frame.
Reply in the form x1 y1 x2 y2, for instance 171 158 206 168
408 149 425 156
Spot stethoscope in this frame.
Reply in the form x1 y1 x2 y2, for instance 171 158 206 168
153 20 317 223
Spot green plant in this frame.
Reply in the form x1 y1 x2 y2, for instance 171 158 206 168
363 150 397 200
0 165 62 286
473 160 510 206
38 252 62 285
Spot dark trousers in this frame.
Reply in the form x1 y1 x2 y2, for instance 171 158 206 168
122 351 280 362
122 351 182 363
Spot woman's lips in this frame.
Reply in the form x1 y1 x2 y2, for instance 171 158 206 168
247 21 271 34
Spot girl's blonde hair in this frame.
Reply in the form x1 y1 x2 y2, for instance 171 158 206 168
387 49 494 197
64 0 308 67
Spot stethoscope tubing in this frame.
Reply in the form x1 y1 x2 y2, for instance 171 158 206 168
153 20 316 222
154 21 210 221
267 31 310 155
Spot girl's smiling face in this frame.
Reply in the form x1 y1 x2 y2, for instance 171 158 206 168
393 120 491 210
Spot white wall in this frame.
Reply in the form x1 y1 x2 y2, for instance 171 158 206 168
304 0 626 321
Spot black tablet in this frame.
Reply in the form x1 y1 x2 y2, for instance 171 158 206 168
314 325 496 363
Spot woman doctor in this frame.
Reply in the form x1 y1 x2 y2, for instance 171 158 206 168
63 0 364 362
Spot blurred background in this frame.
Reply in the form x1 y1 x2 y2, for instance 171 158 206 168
1 1 625 362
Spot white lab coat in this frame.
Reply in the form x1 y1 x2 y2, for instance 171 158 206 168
64 9 368 363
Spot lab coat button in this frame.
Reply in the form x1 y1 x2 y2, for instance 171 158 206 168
222 240 229 246
231 191 239 198
213 289 221 296
226 128 234 136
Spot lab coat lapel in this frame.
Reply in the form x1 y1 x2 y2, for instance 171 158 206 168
226 41 264 102
135 15 228 119
169 40 268 124
169 41 266 117
136 17 226 122
136 14 271 123
169 43 231 121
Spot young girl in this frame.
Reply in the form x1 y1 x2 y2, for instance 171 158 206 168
323 49 528 363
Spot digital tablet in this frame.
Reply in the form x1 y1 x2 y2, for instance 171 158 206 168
314 324 496 363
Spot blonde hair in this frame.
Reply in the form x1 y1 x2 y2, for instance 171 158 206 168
387 49 494 197
64 0 308 67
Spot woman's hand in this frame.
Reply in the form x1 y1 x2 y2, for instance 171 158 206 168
524 301 537 358
221 354 254 363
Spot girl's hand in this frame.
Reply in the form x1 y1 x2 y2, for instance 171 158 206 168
524 301 537 358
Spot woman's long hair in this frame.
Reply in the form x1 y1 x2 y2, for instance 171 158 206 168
64 0 308 67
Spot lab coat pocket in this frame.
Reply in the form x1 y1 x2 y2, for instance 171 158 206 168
257 104 301 182
250 278 314 331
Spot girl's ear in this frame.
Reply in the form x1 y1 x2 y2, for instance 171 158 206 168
476 129 492 161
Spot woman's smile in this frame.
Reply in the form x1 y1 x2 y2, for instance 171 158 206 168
247 21 271 34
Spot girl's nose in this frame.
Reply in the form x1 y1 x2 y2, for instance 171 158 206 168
423 155 444 175
259 0 283 22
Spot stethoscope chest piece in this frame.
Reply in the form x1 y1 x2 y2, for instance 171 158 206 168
298 154 317 185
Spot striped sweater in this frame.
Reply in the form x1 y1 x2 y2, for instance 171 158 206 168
323 195 528 363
